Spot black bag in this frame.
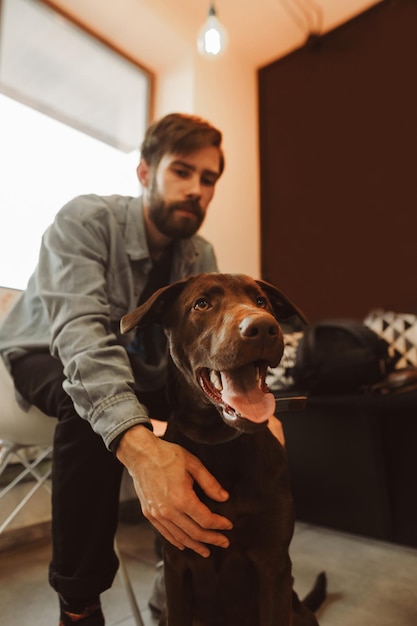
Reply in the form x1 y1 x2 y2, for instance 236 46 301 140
293 319 398 395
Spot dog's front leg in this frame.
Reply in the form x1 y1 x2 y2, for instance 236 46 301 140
255 552 294 625
161 548 193 626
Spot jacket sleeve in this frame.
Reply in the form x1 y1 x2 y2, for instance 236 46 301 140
38 200 152 449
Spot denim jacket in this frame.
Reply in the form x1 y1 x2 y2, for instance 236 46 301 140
0 194 218 448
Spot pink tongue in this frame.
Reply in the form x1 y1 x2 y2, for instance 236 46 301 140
220 364 276 423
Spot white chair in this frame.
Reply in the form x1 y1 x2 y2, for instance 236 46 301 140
0 357 144 626
0 357 55 534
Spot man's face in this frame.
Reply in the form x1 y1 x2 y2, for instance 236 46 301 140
140 146 222 239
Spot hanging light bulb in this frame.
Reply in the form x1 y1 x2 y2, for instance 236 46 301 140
197 3 228 58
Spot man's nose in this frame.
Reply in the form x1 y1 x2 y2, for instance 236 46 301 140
185 176 202 198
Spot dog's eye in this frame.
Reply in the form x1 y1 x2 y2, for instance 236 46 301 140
256 296 267 308
194 298 211 311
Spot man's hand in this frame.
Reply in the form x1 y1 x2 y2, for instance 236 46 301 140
116 425 233 558
267 416 285 446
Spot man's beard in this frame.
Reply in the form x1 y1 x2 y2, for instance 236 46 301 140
147 194 205 239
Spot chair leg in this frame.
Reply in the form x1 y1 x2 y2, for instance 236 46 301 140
0 442 52 534
115 540 145 626
0 441 15 475
0 446 52 497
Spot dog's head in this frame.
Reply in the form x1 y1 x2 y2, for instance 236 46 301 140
121 273 306 434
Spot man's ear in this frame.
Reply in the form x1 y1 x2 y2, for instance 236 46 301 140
137 158 151 187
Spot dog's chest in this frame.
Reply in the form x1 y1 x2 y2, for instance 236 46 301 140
163 425 296 626
166 424 293 523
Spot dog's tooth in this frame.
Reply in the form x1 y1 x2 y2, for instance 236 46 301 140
210 370 223 391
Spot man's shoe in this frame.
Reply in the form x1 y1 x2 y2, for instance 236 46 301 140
58 595 104 625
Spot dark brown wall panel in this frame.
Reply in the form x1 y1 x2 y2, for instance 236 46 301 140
259 0 417 321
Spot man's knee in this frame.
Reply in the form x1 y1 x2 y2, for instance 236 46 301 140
11 351 70 419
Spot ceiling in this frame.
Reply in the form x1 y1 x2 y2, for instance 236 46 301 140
144 0 383 68
49 0 383 70
0 0 385 154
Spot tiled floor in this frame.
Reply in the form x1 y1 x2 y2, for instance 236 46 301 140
1 518 417 626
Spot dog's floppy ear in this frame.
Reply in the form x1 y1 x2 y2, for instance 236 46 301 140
256 279 308 328
120 277 191 334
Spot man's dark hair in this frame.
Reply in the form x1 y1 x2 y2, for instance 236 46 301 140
141 113 225 175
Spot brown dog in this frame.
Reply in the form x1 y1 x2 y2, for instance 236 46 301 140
121 273 325 626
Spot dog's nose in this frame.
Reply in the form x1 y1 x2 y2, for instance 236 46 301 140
239 315 279 339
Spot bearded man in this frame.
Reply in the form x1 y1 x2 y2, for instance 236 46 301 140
0 113 233 626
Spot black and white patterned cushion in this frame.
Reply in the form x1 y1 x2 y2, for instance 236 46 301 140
267 331 304 391
364 309 417 369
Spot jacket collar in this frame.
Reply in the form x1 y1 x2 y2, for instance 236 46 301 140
125 196 150 261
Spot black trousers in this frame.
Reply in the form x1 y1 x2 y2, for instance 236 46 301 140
11 351 169 599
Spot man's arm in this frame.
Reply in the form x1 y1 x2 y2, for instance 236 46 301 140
38 199 151 447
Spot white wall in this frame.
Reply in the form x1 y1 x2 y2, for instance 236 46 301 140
192 53 260 276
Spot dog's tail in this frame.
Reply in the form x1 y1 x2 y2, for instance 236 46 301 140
302 571 327 613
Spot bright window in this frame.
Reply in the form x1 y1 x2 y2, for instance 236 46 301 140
0 0 151 289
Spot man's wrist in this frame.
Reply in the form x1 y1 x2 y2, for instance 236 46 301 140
111 421 153 457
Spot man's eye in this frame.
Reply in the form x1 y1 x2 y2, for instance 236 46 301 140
256 296 267 308
201 177 216 187
174 168 189 178
194 298 211 311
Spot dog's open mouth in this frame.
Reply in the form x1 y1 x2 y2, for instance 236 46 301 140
198 361 276 428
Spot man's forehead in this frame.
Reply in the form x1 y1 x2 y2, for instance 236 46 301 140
164 149 221 174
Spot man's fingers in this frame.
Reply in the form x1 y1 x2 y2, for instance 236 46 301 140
187 500 233 534
268 416 285 445
178 497 232 545
187 454 230 504
148 518 187 553
150 517 211 558
147 503 231 558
